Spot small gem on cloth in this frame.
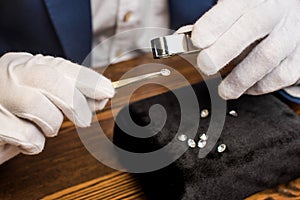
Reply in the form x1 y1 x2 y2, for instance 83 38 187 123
199 133 208 141
228 110 238 117
217 144 227 153
198 140 207 148
177 134 188 142
200 109 209 118
187 139 196 148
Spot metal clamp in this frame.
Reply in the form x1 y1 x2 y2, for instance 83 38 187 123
151 32 201 59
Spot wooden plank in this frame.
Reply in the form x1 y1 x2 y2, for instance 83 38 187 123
42 171 145 200
247 178 300 200
42 173 300 200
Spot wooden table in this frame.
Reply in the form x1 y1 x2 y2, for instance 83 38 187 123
0 54 299 200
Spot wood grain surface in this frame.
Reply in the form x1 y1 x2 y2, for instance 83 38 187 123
0 53 299 200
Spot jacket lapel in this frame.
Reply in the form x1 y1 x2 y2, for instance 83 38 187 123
43 0 92 63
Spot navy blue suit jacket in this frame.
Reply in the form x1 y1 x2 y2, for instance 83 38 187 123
0 0 216 63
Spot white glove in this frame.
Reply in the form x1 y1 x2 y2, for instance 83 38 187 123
0 104 45 164
0 52 115 164
190 0 300 100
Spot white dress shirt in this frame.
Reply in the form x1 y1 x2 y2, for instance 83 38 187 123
91 0 169 67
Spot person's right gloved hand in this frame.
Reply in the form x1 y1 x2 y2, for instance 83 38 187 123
0 52 115 164
190 0 300 100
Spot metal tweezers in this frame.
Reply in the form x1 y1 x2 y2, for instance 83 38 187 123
112 69 171 89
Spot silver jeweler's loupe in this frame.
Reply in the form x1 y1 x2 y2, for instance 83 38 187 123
151 31 201 59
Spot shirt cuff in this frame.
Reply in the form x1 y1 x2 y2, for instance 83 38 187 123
278 88 300 104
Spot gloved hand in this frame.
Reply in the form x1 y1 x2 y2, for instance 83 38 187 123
190 0 300 100
0 52 115 164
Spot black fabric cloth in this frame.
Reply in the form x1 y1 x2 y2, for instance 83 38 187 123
113 80 300 200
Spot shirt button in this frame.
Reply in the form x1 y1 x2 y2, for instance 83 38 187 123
123 11 132 22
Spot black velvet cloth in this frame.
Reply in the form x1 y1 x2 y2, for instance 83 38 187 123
113 79 300 200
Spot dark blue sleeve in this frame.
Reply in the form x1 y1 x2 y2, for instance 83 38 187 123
169 0 217 30
278 90 300 104
0 0 92 64
0 1 64 58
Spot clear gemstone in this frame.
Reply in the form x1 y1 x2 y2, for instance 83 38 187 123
200 109 209 118
177 134 187 142
198 140 207 148
199 133 208 141
187 139 196 148
160 69 171 76
229 110 238 117
217 144 227 153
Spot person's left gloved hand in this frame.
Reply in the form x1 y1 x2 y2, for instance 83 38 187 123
190 0 300 100
0 52 115 164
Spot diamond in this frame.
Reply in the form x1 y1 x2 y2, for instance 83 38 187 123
199 133 208 141
200 109 209 118
217 144 227 153
160 69 171 76
187 139 196 148
229 110 238 117
198 140 207 148
177 134 187 142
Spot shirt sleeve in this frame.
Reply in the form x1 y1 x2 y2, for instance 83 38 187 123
278 86 300 104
